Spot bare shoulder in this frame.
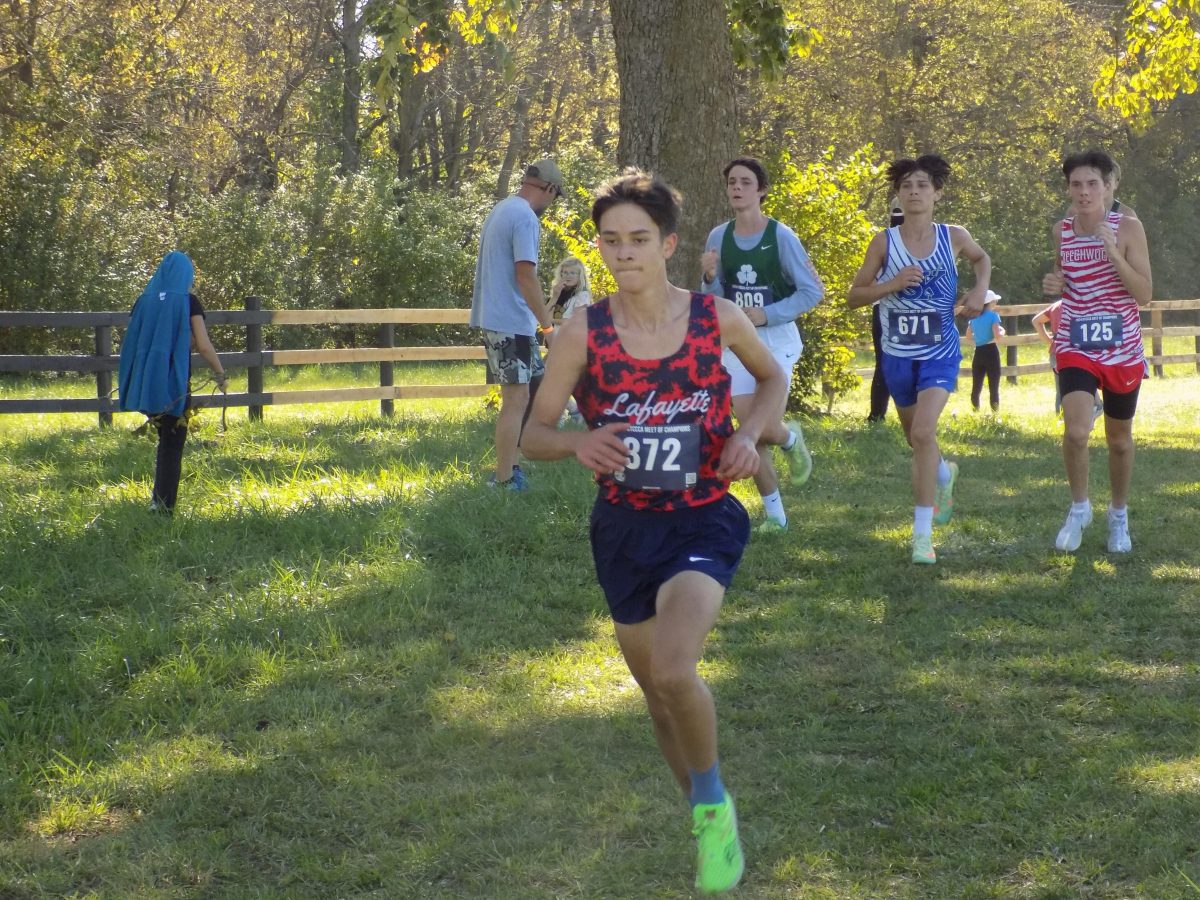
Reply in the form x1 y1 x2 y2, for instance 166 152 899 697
1118 214 1147 241
947 223 974 244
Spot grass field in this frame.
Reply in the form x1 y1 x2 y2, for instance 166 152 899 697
1 364 1199 898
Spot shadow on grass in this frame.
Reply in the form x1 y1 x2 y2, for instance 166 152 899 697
3 405 1199 897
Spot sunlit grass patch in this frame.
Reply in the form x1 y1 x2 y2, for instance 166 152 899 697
2 371 1199 897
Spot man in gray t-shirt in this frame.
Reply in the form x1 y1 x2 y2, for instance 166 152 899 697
470 159 563 489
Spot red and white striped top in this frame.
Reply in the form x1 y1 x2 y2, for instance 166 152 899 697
1053 213 1144 367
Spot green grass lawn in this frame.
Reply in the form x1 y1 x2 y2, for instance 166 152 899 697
1 365 1199 898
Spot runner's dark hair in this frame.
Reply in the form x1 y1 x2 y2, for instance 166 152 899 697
592 168 683 236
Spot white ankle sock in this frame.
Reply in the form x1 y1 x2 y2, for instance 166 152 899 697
762 490 786 526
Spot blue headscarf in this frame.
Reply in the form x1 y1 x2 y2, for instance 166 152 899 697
118 251 195 417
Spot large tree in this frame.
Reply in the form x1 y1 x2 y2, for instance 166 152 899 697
609 1 741 284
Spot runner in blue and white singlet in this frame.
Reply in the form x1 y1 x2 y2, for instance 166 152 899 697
877 223 960 362
848 154 992 566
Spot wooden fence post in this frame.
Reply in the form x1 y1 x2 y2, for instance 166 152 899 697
95 325 113 428
1151 307 1164 378
1195 307 1200 374
379 323 395 418
1005 314 1018 385
245 295 264 421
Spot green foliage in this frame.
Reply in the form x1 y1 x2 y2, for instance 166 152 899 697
0 164 494 355
178 170 493 348
764 147 880 410
728 0 822 77
369 0 518 99
1096 0 1200 125
538 148 622 301
0 162 172 355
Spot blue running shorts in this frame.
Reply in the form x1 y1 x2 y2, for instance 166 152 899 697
589 493 750 625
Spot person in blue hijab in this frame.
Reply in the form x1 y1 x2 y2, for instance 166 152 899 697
118 251 227 512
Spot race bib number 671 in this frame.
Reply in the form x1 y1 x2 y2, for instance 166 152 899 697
613 423 700 491
888 308 940 346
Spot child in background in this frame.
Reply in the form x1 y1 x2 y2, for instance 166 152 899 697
547 256 594 423
963 290 1005 412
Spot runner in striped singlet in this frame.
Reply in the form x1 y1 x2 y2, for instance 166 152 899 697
848 154 992 565
1042 150 1152 555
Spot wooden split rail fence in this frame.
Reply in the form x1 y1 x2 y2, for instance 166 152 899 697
2 297 1199 428
854 299 1200 384
0 298 485 427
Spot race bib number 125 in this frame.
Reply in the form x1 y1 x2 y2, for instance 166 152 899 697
1069 313 1122 351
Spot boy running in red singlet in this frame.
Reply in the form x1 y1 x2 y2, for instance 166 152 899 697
1042 150 1152 553
522 169 789 894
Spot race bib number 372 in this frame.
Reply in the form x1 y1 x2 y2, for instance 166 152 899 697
613 423 701 491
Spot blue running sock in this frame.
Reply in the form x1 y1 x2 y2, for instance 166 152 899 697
689 762 725 808
936 457 952 486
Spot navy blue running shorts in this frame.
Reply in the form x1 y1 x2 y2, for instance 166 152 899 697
589 493 751 625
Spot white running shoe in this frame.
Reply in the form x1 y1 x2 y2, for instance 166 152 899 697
1107 513 1132 553
1055 506 1093 552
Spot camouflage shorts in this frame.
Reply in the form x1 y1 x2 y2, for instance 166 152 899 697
482 329 545 385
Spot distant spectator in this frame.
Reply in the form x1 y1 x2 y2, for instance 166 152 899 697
867 197 905 423
118 251 227 513
469 158 564 491
548 255 593 321
962 290 1005 412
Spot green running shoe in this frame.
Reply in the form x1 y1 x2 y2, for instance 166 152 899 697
782 422 812 486
692 792 745 894
933 461 958 525
754 519 788 536
912 533 937 565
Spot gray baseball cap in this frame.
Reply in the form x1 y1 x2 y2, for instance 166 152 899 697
526 159 565 197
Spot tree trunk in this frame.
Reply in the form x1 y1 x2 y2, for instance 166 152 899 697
338 0 362 175
495 91 531 199
610 0 739 285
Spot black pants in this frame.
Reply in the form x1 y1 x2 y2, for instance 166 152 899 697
152 414 188 509
867 304 890 422
970 343 1001 410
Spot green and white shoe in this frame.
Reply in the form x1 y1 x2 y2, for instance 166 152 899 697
754 519 788 536
912 533 937 565
933 461 959 526
782 422 813 486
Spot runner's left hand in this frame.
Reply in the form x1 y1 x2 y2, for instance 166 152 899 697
1095 222 1119 259
960 288 986 318
716 431 760 481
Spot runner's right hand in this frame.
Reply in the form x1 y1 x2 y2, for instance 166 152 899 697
890 265 924 291
575 422 631 475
